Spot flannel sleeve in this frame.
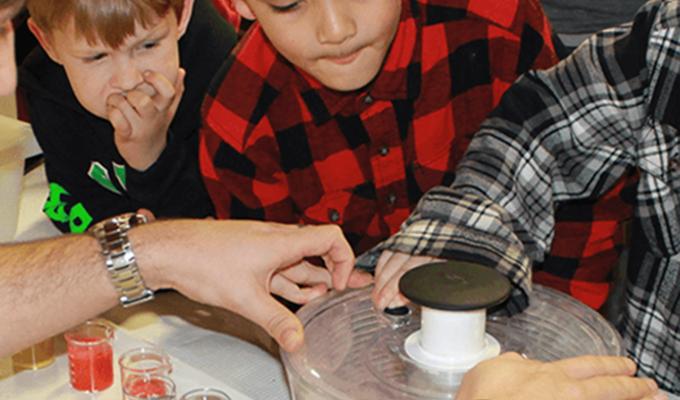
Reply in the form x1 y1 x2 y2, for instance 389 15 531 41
359 3 657 313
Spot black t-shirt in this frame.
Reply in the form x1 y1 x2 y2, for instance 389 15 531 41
19 0 236 233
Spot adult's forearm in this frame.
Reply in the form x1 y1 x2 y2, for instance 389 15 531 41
0 235 117 356
0 218 359 357
0 221 200 357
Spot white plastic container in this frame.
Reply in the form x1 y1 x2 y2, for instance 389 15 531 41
281 283 623 400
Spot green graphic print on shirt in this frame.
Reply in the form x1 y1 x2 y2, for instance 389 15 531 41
43 182 92 233
43 161 127 233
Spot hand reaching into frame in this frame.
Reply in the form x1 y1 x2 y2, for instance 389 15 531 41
456 353 666 400
270 259 373 305
140 220 369 352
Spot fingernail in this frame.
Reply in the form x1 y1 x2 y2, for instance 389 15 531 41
653 392 667 400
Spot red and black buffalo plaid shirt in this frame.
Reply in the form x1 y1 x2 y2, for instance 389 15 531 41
200 0 632 309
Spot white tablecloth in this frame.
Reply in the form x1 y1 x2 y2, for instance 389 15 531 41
0 322 281 400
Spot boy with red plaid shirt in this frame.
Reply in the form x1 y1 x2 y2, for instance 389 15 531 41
200 0 633 310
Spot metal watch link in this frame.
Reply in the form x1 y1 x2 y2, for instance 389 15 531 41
88 212 154 307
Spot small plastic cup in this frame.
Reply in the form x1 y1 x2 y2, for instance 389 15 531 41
119 346 173 384
123 374 176 399
11 337 55 371
180 388 231 400
64 321 115 392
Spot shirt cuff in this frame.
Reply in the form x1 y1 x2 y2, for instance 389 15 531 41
358 216 533 315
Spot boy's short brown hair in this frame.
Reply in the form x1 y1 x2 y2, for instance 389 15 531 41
27 0 184 48
0 0 23 8
1 0 25 15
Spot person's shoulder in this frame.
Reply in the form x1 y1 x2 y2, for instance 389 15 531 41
19 46 73 102
19 46 55 83
202 24 296 141
650 0 680 30
610 0 679 45
207 24 294 97
179 0 237 56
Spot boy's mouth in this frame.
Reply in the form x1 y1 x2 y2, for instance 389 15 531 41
324 48 362 65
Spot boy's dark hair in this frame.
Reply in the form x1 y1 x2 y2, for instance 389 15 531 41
27 0 184 48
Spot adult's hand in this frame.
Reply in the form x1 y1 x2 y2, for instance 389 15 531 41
269 257 372 304
137 220 360 352
456 353 666 400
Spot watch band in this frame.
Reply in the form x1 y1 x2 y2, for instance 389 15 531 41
89 213 154 308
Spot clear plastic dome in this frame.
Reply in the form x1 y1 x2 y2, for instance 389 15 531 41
281 285 622 400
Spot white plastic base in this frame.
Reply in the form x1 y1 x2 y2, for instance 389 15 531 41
404 330 501 371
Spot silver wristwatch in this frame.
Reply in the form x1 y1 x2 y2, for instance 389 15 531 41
89 212 154 307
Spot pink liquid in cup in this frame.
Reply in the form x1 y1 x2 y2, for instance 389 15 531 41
124 375 176 399
65 322 114 392
126 377 169 397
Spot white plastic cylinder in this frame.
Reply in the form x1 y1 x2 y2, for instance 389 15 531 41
419 307 486 359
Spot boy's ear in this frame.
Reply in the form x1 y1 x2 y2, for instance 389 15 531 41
232 0 256 21
177 0 195 38
27 18 63 65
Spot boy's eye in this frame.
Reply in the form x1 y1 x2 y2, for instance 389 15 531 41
270 1 300 13
140 40 159 50
85 53 107 63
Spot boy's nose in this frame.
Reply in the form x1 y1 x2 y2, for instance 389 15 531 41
110 62 144 92
317 0 356 45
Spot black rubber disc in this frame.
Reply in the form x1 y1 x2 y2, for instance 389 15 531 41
399 260 511 311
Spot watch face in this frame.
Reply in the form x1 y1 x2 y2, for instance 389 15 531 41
102 219 121 235
88 212 134 233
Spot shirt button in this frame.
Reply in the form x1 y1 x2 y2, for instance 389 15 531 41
328 208 340 222
387 193 397 205
379 146 389 156
363 94 374 105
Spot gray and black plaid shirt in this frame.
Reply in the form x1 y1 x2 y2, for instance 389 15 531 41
359 0 680 392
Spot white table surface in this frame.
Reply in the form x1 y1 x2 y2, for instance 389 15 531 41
0 324 267 400
1 165 292 400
